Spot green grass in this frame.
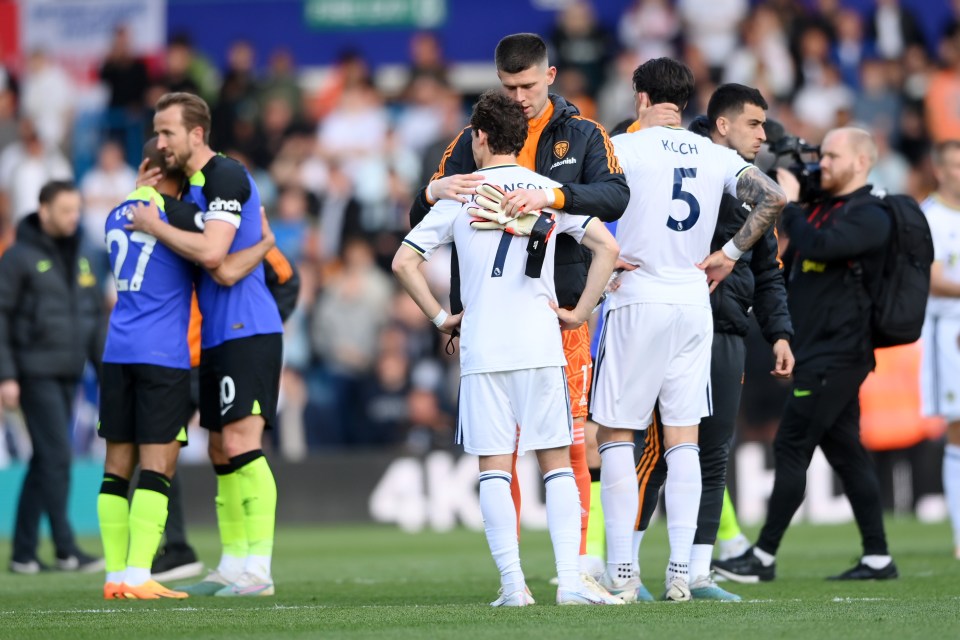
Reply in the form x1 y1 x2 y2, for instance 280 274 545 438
0 519 957 640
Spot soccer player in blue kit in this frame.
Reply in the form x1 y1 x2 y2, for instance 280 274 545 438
129 93 283 596
99 136 276 599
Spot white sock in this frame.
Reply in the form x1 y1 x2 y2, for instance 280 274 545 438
245 554 272 581
479 470 524 594
600 441 638 578
664 443 701 583
945 444 960 547
753 546 776 566
861 555 892 570
217 554 246 582
124 566 150 587
633 529 645 576
690 544 713 581
544 467 581 592
106 571 125 584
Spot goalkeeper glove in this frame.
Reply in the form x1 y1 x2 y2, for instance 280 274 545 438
466 183 513 225
469 212 542 236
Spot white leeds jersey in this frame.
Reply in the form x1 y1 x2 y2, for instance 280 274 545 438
609 126 752 309
923 195 960 320
402 164 594 376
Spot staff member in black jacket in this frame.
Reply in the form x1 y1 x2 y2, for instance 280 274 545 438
713 127 898 582
627 84 794 601
0 180 106 574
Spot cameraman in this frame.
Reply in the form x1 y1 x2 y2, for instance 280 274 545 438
630 84 794 601
713 127 898 582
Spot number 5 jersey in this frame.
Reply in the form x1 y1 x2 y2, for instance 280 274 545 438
610 126 752 310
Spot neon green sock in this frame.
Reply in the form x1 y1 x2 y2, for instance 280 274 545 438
127 488 169 570
586 480 605 558
235 456 277 557
716 488 742 542
97 493 129 575
216 471 249 559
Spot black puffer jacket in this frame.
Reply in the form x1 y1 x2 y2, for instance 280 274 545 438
688 116 793 343
780 188 890 373
0 214 105 380
410 94 629 312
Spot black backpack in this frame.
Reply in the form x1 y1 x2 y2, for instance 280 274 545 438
852 192 933 348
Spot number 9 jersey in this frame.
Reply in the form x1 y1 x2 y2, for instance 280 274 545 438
103 186 198 369
609 126 752 309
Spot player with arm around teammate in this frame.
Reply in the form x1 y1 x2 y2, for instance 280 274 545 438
593 58 787 602
98 137 276 599
629 84 795 601
128 93 283 597
409 33 665 575
395 91 621 606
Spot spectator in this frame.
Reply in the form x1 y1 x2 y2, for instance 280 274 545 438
310 237 393 444
868 0 926 62
79 140 136 247
258 48 304 120
157 35 202 97
20 50 74 150
833 9 874 90
313 161 363 263
317 81 388 174
407 31 448 86
212 40 259 151
548 0 614 97
723 5 795 101
0 118 73 225
793 64 854 138
853 59 901 134
0 181 105 574
99 25 150 115
678 0 749 81
618 0 680 64
309 49 371 123
926 29 960 144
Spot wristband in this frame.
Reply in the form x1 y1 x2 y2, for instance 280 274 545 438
544 188 555 206
721 239 744 261
427 181 437 203
431 309 448 328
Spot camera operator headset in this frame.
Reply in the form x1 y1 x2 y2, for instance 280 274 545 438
713 126 898 582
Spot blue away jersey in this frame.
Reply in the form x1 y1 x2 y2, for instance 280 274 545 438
103 187 196 368
185 154 283 348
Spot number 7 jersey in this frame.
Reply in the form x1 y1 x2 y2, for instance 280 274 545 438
610 126 752 309
402 164 594 375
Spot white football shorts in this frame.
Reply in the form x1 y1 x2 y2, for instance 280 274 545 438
591 302 713 430
921 315 960 421
457 367 573 456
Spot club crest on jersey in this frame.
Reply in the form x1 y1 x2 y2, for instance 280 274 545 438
553 141 569 159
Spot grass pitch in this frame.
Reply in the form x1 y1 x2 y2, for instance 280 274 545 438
0 518 957 640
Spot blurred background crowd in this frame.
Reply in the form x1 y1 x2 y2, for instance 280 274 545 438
0 0 954 481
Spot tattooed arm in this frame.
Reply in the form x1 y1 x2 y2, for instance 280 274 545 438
698 167 787 292
729 168 788 254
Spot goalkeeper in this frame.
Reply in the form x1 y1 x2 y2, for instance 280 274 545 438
409 32 678 575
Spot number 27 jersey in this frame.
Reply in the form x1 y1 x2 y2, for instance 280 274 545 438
103 187 198 369
610 126 751 308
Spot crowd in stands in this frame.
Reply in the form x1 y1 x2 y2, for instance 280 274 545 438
0 0 954 461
